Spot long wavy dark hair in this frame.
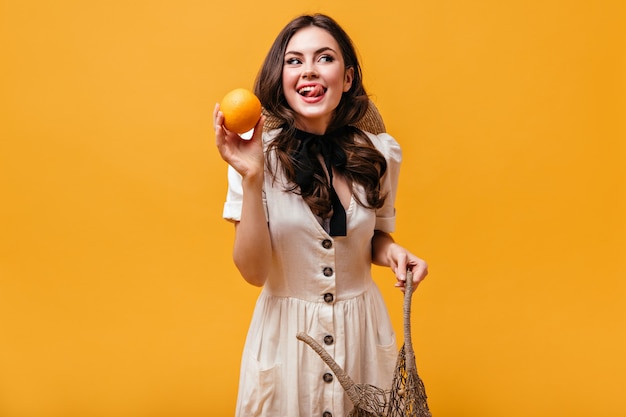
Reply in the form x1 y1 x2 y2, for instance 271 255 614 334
254 14 387 219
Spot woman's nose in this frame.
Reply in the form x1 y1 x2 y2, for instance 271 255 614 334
301 68 318 79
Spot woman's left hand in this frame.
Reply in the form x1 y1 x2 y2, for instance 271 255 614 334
371 231 429 292
388 244 429 292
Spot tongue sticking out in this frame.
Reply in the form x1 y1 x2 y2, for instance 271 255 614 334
303 85 325 98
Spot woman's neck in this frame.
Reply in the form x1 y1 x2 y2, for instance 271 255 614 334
294 117 331 135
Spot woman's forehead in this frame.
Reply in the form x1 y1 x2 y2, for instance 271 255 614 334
285 26 339 54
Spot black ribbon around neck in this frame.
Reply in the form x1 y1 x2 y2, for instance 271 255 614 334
292 127 348 236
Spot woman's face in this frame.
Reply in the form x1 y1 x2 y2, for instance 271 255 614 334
282 26 354 134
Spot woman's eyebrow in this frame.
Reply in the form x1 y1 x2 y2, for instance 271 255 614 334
285 47 337 56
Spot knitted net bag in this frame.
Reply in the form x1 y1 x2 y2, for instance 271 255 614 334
297 270 432 417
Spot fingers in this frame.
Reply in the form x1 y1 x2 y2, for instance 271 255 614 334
393 252 429 293
213 102 220 123
215 103 241 150
250 115 266 143
394 279 407 292
214 103 225 145
409 258 429 285
213 103 223 130
396 252 408 281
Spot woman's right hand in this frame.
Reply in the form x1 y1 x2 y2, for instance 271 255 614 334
214 103 266 180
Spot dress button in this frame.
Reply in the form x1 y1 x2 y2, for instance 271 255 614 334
324 335 334 345
323 267 333 277
323 293 334 303
321 239 332 249
323 412 332 417
323 372 334 383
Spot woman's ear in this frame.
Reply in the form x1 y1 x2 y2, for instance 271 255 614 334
343 66 354 92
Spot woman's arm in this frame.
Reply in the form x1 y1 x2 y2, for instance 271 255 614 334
371 230 428 291
215 104 271 286
232 173 272 286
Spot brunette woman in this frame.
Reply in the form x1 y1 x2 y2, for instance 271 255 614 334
214 13 428 417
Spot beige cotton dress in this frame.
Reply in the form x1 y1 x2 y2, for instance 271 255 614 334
223 128 402 417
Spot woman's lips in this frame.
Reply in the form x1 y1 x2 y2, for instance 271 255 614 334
297 84 326 103
298 84 326 97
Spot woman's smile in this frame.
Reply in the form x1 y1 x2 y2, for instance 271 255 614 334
296 83 327 102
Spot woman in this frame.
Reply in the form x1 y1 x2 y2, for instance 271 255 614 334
214 13 428 417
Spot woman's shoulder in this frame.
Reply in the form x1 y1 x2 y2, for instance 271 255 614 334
261 128 285 173
261 128 283 157
262 127 281 143
361 130 402 162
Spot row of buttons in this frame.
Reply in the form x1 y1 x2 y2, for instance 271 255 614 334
322 238 334 417
322 237 335 304
322 239 334 305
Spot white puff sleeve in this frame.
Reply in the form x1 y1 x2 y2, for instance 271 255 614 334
368 132 402 233
222 165 268 223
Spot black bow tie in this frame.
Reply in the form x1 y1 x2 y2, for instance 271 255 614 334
292 127 348 236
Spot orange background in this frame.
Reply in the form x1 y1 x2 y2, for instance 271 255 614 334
1 1 625 416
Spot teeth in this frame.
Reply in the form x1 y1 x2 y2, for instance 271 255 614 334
298 86 315 95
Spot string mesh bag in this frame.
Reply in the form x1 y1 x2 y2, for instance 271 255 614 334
296 332 387 417
386 271 432 417
297 270 432 417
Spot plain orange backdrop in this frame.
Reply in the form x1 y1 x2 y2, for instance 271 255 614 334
1 1 625 416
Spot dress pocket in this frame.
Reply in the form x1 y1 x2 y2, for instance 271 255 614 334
375 333 398 389
237 355 282 417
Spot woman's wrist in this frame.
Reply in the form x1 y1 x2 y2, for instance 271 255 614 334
241 169 264 189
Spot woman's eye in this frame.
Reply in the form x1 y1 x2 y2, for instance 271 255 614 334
285 57 301 65
319 55 334 63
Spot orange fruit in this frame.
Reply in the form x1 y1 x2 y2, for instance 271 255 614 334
220 88 262 134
